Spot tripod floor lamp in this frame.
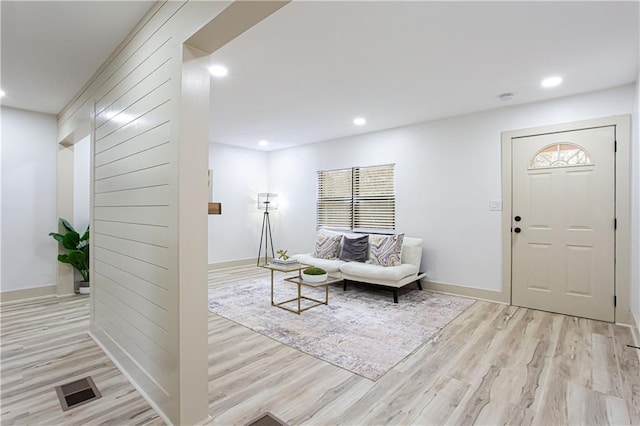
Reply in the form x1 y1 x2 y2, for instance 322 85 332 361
257 193 277 266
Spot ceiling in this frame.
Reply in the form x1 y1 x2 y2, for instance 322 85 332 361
1 0 155 114
1 1 638 151
210 1 639 151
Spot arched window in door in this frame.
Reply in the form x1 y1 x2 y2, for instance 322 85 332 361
529 142 593 169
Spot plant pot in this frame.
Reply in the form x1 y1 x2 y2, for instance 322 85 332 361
78 282 90 295
302 272 328 283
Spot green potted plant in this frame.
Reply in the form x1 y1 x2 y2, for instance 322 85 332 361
302 266 327 283
49 218 90 294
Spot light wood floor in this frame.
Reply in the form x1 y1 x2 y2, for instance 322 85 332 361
1 265 639 425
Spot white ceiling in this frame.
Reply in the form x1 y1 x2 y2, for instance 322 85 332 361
1 0 155 114
1 1 638 151
210 1 639 151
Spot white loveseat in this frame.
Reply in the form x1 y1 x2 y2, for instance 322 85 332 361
292 230 426 303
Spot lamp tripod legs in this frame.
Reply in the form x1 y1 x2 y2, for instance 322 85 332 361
257 211 275 266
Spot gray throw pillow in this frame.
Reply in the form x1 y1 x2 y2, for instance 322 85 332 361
339 235 369 262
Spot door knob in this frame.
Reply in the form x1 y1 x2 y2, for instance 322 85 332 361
514 216 522 222
514 227 521 233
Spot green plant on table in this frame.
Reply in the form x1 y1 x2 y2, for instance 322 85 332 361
49 218 90 283
303 267 326 275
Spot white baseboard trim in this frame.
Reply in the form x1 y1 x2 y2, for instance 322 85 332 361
615 310 635 327
423 279 509 304
0 285 57 304
89 328 175 426
630 311 640 346
208 258 257 270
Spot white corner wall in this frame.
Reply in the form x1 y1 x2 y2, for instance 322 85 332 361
1 107 57 293
56 2 232 424
632 75 640 330
73 135 91 233
269 84 636 294
208 143 268 265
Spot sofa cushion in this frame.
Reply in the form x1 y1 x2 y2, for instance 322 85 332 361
401 237 423 269
340 261 417 281
368 233 404 266
291 253 345 273
339 234 368 262
313 232 342 259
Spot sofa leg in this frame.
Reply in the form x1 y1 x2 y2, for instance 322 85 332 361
343 280 347 291
417 279 423 290
393 289 398 303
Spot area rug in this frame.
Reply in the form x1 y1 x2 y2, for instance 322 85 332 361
208 277 475 381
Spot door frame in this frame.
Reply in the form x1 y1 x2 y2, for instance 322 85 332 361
501 115 632 325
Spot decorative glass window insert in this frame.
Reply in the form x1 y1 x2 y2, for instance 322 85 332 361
529 143 593 169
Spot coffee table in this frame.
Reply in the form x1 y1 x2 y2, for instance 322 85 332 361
280 274 343 314
260 263 342 314
261 262 305 309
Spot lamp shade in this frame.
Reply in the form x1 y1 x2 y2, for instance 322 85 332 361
257 193 278 211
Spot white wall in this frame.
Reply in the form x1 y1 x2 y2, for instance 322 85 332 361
73 135 91 233
56 2 232 423
208 143 268 264
269 84 636 293
1 107 57 292
632 75 640 329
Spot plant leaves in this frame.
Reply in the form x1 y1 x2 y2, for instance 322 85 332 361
62 232 80 250
60 218 76 234
49 232 64 242
80 228 90 241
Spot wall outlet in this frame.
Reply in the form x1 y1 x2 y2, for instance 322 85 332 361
490 199 502 211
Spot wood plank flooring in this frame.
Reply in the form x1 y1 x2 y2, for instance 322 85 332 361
1 265 638 425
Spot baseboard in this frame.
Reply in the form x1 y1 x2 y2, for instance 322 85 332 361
208 258 258 270
89 328 174 426
423 279 509 304
0 285 56 304
615 310 635 327
631 311 640 346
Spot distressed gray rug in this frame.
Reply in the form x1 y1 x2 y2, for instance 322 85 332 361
208 277 475 381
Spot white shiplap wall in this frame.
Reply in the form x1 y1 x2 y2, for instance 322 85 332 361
56 2 231 424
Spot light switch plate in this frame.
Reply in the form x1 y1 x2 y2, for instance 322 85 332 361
490 199 502 211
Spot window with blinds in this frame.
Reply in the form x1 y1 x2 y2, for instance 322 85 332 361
317 164 395 233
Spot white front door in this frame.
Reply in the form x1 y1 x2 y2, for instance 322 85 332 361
511 126 615 322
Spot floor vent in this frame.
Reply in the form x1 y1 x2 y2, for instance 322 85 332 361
246 412 288 426
54 376 101 411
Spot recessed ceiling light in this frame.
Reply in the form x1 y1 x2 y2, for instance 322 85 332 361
0 89 5 97
258 140 269 147
209 65 228 77
541 76 562 88
353 117 366 126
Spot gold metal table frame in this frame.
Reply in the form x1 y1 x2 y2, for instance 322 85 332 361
277 275 343 314
260 263 342 314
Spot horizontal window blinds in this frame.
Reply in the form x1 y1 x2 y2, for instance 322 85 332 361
317 164 395 232
317 168 353 229
354 164 395 231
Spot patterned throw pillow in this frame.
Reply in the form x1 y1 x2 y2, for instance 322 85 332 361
368 233 404 266
313 233 342 259
339 235 369 262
